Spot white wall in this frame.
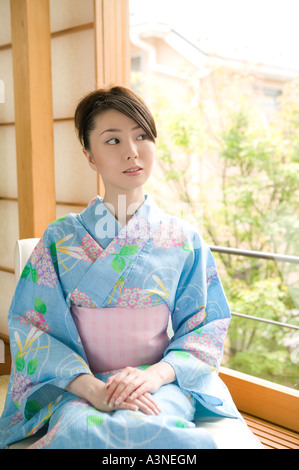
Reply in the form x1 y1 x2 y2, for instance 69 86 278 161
0 0 99 336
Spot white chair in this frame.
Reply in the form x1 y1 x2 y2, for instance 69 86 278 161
7 238 263 449
14 238 40 283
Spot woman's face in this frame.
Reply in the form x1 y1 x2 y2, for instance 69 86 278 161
84 109 155 197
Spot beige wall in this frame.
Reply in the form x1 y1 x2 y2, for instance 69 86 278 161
0 0 17 336
50 0 98 212
0 0 100 336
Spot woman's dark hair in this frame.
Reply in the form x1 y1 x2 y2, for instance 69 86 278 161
74 85 157 150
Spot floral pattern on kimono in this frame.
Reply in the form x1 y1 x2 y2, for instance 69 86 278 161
0 195 241 449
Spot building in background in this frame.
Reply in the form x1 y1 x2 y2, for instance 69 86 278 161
130 21 298 117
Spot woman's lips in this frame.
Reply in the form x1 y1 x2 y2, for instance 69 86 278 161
123 167 143 175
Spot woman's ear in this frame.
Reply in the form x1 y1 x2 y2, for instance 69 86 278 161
83 148 97 172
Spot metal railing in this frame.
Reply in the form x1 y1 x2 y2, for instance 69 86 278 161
210 245 299 331
210 245 299 265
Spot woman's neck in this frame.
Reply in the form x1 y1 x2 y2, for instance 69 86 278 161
103 189 145 226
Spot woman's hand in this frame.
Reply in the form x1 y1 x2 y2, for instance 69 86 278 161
66 373 159 415
89 380 160 415
89 377 161 415
104 362 176 409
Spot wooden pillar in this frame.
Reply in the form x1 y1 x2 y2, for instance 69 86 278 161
10 0 56 239
94 0 130 197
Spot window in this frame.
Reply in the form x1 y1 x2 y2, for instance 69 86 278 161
129 0 299 390
131 54 143 73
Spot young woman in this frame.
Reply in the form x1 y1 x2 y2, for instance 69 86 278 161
0 86 261 449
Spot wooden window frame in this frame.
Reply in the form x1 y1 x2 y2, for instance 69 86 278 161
219 367 299 432
10 0 56 239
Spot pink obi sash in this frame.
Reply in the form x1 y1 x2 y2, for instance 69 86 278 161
71 304 170 374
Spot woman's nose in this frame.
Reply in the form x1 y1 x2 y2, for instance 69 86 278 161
124 140 139 160
126 153 138 160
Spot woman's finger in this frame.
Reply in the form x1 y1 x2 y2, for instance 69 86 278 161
137 393 161 415
105 367 132 388
118 401 139 412
110 390 161 416
128 393 161 415
104 369 144 406
128 381 155 401
131 396 157 415
108 376 144 407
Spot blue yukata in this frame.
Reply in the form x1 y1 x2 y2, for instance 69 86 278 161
0 195 242 449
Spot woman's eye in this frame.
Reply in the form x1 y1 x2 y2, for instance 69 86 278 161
136 134 147 141
106 138 119 145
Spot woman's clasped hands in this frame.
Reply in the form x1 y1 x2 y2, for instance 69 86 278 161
103 366 162 416
66 362 175 416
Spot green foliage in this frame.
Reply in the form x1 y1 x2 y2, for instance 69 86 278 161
138 66 299 389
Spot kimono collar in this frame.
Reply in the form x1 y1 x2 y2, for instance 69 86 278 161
79 194 162 249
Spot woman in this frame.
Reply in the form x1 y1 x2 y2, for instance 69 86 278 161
0 86 261 449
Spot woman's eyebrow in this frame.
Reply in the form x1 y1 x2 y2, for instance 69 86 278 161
100 128 120 135
100 125 142 136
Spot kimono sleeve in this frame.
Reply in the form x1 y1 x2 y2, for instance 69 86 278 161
6 230 92 423
161 233 239 418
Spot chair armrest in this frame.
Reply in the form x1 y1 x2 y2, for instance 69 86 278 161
14 238 40 283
